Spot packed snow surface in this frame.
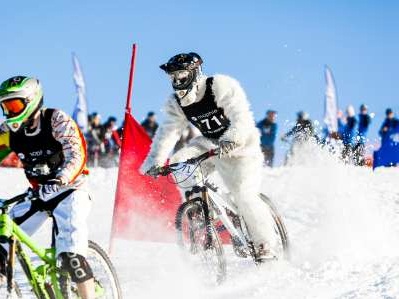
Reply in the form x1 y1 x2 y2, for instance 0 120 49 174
1 144 399 298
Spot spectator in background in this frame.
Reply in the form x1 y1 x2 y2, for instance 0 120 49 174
86 112 104 167
103 116 121 155
174 124 199 153
357 104 372 142
379 108 399 142
116 121 124 141
339 105 358 161
283 111 315 144
282 111 315 164
141 111 159 139
257 110 278 167
354 104 372 165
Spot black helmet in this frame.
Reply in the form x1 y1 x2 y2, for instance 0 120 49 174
107 116 117 123
160 52 203 92
160 52 203 73
297 111 309 120
360 104 368 111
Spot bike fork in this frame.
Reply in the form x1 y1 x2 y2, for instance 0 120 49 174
201 188 214 249
185 186 214 250
6 237 16 295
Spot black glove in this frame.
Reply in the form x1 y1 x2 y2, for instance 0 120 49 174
146 165 163 178
218 140 237 158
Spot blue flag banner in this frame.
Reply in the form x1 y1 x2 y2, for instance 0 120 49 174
373 126 399 168
324 65 338 134
72 53 88 133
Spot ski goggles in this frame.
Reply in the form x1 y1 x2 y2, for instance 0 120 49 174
169 70 193 90
1 98 27 118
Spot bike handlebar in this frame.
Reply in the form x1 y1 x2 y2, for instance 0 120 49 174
158 148 219 176
0 192 31 210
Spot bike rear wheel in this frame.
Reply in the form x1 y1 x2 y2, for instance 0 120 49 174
259 193 290 259
175 199 226 284
60 240 122 298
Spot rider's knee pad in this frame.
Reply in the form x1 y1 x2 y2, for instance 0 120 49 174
59 252 93 283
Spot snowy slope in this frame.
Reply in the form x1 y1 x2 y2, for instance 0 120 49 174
1 144 399 298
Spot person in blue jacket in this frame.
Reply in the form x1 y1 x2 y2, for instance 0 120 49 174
257 110 277 167
379 108 399 142
339 105 358 161
374 108 399 168
354 104 372 165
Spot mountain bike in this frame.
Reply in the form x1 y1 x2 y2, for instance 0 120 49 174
0 190 122 298
155 149 289 284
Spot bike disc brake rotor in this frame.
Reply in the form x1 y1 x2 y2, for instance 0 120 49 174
180 204 205 254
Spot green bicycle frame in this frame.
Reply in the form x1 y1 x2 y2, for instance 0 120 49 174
0 212 65 298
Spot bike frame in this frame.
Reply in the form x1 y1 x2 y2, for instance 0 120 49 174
169 157 254 254
204 184 252 248
164 149 289 265
0 211 64 298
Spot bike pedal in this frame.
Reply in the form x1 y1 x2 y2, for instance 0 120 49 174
255 255 278 265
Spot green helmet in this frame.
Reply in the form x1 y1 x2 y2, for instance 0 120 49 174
0 76 43 132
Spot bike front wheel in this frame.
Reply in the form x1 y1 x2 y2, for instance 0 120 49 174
60 240 122 299
0 279 22 299
175 199 226 284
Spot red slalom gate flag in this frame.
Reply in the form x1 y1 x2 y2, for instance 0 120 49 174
111 112 181 242
110 44 181 245
111 114 231 244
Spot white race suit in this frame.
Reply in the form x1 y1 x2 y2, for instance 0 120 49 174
141 74 278 249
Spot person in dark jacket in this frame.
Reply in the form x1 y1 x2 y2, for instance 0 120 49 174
86 112 104 167
379 108 399 142
357 104 372 142
257 110 277 167
282 111 315 164
354 104 372 165
339 105 358 161
141 111 159 139
102 116 120 153
100 116 121 167
283 111 314 143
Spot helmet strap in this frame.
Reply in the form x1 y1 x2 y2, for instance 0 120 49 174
23 97 43 130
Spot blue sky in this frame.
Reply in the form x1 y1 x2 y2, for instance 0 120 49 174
1 1 398 163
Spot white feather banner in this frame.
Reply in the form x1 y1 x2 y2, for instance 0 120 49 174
324 65 338 133
72 53 89 133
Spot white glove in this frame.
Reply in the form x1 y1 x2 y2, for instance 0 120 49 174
218 140 237 158
38 178 64 200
